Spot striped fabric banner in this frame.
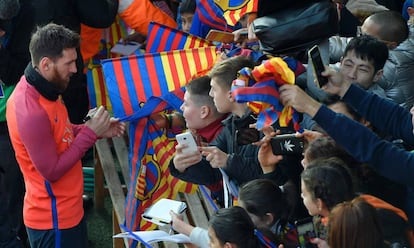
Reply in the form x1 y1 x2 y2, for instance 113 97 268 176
101 48 218 244
105 15 129 47
218 0 258 26
86 15 129 113
118 89 198 246
195 0 257 30
86 64 113 113
101 46 218 118
196 0 236 31
231 57 305 131
146 22 214 53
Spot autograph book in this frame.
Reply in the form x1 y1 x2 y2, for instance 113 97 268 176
142 198 187 226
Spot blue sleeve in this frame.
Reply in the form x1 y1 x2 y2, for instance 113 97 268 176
313 105 414 187
343 84 414 144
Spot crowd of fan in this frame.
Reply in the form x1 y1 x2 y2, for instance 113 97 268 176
1 0 414 248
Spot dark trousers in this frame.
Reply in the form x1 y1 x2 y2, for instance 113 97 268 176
0 122 26 247
27 217 88 248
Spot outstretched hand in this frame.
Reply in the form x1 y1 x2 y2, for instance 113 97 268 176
99 118 126 138
321 66 352 98
200 146 228 168
254 126 283 174
279 84 321 117
297 129 325 144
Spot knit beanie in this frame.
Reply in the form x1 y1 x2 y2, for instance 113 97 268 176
0 0 20 20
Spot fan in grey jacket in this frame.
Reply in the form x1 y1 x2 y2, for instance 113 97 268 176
330 10 414 110
376 17 414 110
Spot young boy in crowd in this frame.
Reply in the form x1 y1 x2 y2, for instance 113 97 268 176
169 55 303 207
178 0 196 33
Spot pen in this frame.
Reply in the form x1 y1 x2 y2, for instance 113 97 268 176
142 215 170 225
83 108 98 123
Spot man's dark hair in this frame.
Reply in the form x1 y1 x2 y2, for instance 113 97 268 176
29 23 80 66
367 11 409 45
186 75 217 109
208 56 255 90
344 35 389 72
0 0 20 20
179 0 196 14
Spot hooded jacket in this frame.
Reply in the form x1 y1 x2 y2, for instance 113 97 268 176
377 25 414 110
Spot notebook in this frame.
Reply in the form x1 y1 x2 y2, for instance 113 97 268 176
142 198 187 226
113 230 191 243
110 40 142 56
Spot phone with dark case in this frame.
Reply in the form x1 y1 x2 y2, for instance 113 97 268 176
270 134 304 155
308 45 328 88
295 217 317 248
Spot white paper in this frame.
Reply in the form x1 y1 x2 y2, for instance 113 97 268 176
142 198 187 226
113 230 191 243
111 40 142 56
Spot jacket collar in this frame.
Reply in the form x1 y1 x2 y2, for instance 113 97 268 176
24 63 60 101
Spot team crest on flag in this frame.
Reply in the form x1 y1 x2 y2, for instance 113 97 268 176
102 46 218 247
213 0 257 26
214 0 250 10
116 90 198 246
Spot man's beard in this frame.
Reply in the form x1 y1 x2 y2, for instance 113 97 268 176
49 68 71 92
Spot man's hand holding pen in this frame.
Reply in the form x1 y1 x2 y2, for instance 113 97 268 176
84 106 126 138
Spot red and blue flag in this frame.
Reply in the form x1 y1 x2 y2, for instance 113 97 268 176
146 22 214 53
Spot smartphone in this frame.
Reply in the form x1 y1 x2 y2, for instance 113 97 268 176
270 134 304 155
308 45 328 88
295 217 317 248
176 132 198 154
206 29 235 44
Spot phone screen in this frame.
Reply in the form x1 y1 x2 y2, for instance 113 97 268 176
309 45 328 88
296 220 317 248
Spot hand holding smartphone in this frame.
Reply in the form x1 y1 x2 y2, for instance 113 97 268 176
176 132 198 154
295 217 317 248
308 45 328 88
